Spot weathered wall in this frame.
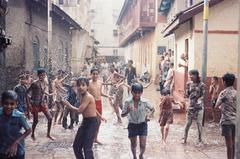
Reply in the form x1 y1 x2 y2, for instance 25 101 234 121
1 0 74 92
194 0 239 76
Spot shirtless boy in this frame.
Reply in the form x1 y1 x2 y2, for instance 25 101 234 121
52 70 68 124
63 77 98 159
88 67 113 144
27 68 55 140
106 64 125 123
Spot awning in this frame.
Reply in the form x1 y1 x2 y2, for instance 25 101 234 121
162 0 224 37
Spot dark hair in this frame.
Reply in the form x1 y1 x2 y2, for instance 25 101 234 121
57 70 63 75
1 90 18 102
71 77 78 81
37 68 46 75
90 67 99 74
131 83 143 93
212 76 218 81
110 64 115 68
189 69 200 83
19 74 27 80
77 77 89 86
222 73 235 87
128 60 133 64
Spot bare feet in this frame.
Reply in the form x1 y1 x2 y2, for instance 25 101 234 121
31 134 36 141
47 135 56 141
94 140 103 145
181 138 186 144
57 120 62 125
117 117 122 123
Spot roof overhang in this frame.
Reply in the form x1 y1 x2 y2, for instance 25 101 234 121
116 0 130 25
162 0 224 37
52 4 82 30
30 0 82 30
120 27 155 47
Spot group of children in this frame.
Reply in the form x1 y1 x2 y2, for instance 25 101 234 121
158 69 236 159
0 64 237 159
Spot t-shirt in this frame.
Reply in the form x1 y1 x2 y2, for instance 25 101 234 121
14 84 27 106
0 108 30 156
125 66 136 84
185 81 205 110
216 86 237 125
122 97 153 124
160 96 173 111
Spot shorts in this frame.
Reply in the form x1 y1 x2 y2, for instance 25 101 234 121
221 124 235 137
159 111 173 126
109 86 117 96
211 99 217 108
95 100 102 115
128 122 148 138
0 153 25 159
31 104 49 116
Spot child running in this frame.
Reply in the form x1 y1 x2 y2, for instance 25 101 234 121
62 77 98 159
0 90 31 159
27 68 55 140
121 83 155 159
158 90 181 145
88 67 113 145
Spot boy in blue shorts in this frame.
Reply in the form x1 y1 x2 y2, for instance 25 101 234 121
121 83 155 159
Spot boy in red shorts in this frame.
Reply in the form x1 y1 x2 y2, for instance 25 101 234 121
88 67 113 145
27 68 55 141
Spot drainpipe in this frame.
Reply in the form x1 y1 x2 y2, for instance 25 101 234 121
201 0 208 126
48 0 53 108
235 1 240 158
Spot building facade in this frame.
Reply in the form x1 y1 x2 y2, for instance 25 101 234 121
90 0 125 62
160 0 239 110
54 0 96 74
0 0 80 92
117 0 167 79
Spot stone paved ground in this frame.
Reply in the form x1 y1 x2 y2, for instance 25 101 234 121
25 85 227 159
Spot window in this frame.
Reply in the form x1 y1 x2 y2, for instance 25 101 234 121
113 49 118 56
186 0 193 8
59 0 64 5
157 46 166 55
32 36 40 70
113 29 118 36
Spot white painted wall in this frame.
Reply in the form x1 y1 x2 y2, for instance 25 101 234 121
194 0 239 76
90 0 125 57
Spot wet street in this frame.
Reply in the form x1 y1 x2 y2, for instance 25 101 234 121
25 85 227 159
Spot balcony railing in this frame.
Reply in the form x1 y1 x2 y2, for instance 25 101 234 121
118 0 156 46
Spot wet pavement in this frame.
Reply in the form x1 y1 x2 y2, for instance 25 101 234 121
25 85 227 159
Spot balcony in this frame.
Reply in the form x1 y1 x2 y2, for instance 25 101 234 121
117 0 156 47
